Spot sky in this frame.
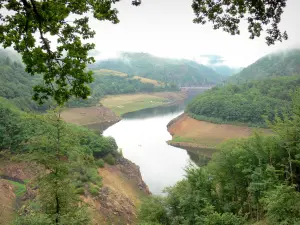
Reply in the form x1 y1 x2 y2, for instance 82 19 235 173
88 0 300 67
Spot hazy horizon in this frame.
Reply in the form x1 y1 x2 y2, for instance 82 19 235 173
87 0 300 67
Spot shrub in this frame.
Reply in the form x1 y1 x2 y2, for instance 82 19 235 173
75 187 85 195
104 154 116 165
89 185 100 197
96 159 105 168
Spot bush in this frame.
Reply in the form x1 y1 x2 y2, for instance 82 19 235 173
138 196 169 225
96 159 105 168
104 154 116 165
89 185 100 197
75 187 85 195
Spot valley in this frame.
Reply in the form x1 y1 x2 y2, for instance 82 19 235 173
1 45 300 224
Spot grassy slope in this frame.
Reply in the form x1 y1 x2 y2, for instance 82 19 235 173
93 69 163 86
100 93 168 116
91 52 224 86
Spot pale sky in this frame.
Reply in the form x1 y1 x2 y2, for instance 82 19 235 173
88 0 300 67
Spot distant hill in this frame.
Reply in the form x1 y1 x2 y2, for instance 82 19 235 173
91 52 224 86
212 65 243 76
197 54 243 76
230 49 300 83
0 50 51 111
94 69 164 86
187 76 300 126
0 49 178 109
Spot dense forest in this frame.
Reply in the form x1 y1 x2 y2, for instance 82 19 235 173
187 76 300 126
139 91 300 225
91 52 224 86
229 49 300 83
0 97 119 224
0 50 178 109
0 51 52 111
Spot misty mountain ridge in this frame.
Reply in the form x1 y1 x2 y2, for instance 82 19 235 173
230 48 300 83
90 52 225 86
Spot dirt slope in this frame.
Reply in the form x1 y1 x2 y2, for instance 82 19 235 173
0 158 149 225
168 114 271 149
86 157 150 225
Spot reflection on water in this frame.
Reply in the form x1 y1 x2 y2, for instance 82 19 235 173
122 103 185 119
103 90 211 194
104 108 191 195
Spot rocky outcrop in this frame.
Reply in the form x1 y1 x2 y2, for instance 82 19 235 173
116 157 150 195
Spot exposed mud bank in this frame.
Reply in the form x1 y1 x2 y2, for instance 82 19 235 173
167 113 269 150
61 106 121 132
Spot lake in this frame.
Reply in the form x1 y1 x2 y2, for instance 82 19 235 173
103 104 194 195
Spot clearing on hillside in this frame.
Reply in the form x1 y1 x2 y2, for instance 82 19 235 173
94 69 163 86
100 93 168 116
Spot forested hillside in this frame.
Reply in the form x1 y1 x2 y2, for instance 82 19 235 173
0 52 50 111
68 69 178 107
0 50 178 109
91 52 224 86
230 49 300 83
139 93 300 225
187 76 300 126
0 97 121 224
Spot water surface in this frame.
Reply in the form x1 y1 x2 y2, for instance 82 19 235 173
103 104 192 194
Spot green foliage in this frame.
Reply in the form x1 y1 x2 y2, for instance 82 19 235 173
201 211 245 225
8 180 26 198
187 76 300 126
139 91 300 224
104 153 116 165
95 159 105 168
230 49 300 83
0 0 139 105
0 51 51 111
0 102 118 223
192 0 288 45
88 183 100 197
67 70 178 107
138 196 169 225
91 52 224 86
262 185 300 225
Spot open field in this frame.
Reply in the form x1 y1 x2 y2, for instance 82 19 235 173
168 114 271 149
94 69 163 86
100 93 169 116
61 106 121 128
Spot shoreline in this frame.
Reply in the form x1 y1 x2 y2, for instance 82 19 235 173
62 91 187 132
167 113 271 151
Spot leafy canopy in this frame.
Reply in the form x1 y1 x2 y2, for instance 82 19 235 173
192 0 288 45
0 0 288 105
0 0 140 105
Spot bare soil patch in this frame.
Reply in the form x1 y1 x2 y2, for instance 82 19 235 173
84 157 150 225
168 114 271 148
61 106 120 127
0 179 15 225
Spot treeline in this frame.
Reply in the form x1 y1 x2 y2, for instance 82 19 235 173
0 98 119 224
187 76 300 126
0 53 178 110
68 72 178 107
91 52 224 86
0 56 52 111
139 91 300 225
229 49 300 83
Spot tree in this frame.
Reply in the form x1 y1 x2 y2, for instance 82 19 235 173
0 0 140 105
192 0 288 45
0 0 289 105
